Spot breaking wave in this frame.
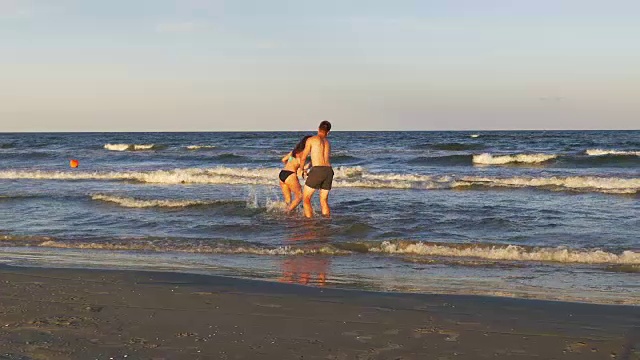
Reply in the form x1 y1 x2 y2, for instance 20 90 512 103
91 194 242 208
559 154 640 168
0 236 350 256
410 153 639 168
0 167 637 194
473 153 557 165
366 240 640 265
2 236 638 265
586 149 640 156
454 175 639 194
36 241 349 256
186 145 217 150
104 143 162 151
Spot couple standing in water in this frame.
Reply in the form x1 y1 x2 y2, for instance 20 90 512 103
279 121 333 218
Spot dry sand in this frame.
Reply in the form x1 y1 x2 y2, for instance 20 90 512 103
0 264 638 359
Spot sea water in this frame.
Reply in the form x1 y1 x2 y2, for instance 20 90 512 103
0 131 638 304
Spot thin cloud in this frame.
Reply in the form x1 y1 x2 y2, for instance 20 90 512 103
539 96 566 102
345 17 465 32
0 0 35 19
155 21 209 34
255 41 280 49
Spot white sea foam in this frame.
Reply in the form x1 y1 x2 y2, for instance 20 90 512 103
91 194 230 208
0 167 279 186
2 235 636 266
0 167 637 194
370 241 640 265
473 153 557 165
186 145 217 150
265 199 288 213
470 134 480 138
34 240 349 256
586 149 640 156
104 143 157 151
455 175 640 194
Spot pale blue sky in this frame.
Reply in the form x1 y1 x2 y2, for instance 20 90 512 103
1 0 639 131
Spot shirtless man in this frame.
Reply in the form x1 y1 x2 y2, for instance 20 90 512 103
299 121 333 218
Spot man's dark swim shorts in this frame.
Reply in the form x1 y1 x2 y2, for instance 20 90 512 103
305 166 334 190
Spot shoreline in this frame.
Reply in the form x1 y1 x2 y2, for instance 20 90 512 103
2 246 639 306
1 264 638 359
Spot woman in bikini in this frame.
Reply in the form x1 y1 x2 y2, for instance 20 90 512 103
279 135 311 212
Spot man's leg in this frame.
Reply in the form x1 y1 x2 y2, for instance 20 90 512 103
319 189 330 217
302 185 316 218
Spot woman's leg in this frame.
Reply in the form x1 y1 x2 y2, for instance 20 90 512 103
285 175 303 212
280 181 291 205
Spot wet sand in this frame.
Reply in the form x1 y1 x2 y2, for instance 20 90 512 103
0 265 638 359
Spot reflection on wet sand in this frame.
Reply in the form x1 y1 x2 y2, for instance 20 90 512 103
280 222 331 286
280 257 329 285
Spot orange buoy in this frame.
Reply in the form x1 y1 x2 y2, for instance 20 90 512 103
70 159 79 168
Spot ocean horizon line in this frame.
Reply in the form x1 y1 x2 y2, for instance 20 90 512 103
1 129 638 134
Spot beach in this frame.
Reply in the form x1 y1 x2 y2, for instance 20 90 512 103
1 264 638 359
1 131 638 358
4 0 639 357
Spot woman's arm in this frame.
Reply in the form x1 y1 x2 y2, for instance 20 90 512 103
281 152 292 164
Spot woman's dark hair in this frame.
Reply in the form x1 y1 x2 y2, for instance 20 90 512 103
292 135 312 157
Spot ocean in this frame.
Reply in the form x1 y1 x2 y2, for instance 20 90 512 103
0 131 638 305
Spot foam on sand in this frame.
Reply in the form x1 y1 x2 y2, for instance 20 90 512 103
586 149 640 156
473 153 557 165
104 144 159 151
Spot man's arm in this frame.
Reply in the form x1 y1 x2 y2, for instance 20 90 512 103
301 161 311 178
325 140 331 162
299 137 313 168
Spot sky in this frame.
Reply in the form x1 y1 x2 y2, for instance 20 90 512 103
1 0 639 131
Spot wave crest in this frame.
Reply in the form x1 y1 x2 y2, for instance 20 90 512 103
586 149 640 156
104 144 160 151
473 153 557 165
0 167 637 194
2 236 637 265
91 194 239 208
454 175 640 194
369 241 640 265
35 240 350 256
186 145 217 150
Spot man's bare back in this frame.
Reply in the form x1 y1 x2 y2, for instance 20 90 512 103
300 121 333 218
306 135 331 167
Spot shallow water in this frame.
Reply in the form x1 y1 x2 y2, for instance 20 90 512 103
0 131 638 304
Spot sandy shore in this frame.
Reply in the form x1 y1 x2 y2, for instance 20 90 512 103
0 265 638 359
